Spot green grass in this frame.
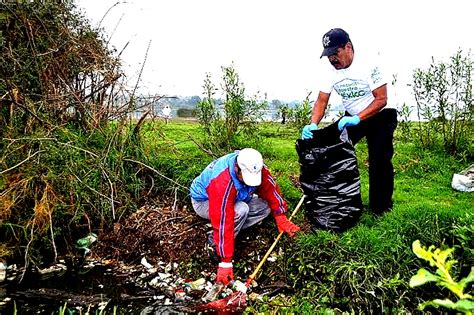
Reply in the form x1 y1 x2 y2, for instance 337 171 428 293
144 120 472 313
4 119 470 313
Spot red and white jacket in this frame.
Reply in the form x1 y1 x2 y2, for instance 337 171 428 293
190 152 287 262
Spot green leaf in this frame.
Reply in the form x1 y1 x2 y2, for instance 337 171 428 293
454 299 474 312
412 240 433 262
428 298 456 308
439 281 464 298
435 247 454 266
459 267 474 287
423 299 474 313
410 268 439 287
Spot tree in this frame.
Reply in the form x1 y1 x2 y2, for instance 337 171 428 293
0 1 123 132
411 50 473 155
196 63 267 151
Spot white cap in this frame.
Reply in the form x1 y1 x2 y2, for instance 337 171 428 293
237 148 263 186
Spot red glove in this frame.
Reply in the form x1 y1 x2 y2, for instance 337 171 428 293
275 214 300 237
216 262 234 285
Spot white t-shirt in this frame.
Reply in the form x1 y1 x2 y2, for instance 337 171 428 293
318 52 393 115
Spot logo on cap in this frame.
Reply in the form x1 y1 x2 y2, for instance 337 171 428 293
323 35 331 48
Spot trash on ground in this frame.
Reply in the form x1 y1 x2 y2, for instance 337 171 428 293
76 233 98 254
37 263 67 278
201 281 225 302
452 164 474 192
0 260 6 282
232 280 248 294
184 278 206 291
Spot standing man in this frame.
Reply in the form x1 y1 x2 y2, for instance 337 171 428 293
190 148 300 285
162 105 172 124
301 28 397 215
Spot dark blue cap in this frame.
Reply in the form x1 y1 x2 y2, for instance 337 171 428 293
320 28 351 58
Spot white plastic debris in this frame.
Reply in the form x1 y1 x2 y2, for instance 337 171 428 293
158 272 171 280
37 263 67 275
268 253 278 262
452 173 474 192
452 164 474 192
149 277 160 287
0 297 11 306
232 280 248 293
0 261 6 282
140 257 154 269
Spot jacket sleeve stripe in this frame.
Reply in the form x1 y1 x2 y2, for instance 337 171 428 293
268 174 284 212
272 190 285 214
218 180 234 256
268 174 276 186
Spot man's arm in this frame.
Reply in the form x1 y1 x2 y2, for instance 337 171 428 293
311 91 331 124
357 84 388 120
255 167 287 215
256 167 300 237
207 174 237 262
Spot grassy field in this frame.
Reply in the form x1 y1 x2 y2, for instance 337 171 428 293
2 116 470 313
144 119 472 313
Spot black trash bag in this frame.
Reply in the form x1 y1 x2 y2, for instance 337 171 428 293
296 123 362 232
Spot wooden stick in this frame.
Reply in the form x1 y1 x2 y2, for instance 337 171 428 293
246 195 305 285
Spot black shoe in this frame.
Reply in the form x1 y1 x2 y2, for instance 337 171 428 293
206 231 219 265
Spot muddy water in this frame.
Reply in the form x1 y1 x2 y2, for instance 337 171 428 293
0 264 187 314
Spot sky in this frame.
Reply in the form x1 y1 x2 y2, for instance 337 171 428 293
76 0 474 106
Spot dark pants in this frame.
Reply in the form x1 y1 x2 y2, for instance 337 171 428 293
335 108 398 213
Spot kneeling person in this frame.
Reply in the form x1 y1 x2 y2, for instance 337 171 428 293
190 148 300 285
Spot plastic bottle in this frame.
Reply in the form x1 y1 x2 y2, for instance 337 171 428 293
201 282 225 302
76 233 98 248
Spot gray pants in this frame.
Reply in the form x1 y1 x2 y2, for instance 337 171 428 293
191 196 271 236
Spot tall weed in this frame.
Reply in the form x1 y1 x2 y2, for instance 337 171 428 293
195 63 267 153
411 50 474 156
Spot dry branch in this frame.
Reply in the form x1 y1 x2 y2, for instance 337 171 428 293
123 158 189 192
0 150 44 175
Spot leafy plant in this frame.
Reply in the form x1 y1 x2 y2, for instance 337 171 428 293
409 240 474 313
0 1 126 133
196 72 218 134
411 50 474 155
396 102 413 141
287 92 313 130
195 63 267 152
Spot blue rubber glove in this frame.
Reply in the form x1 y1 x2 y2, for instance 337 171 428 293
338 115 360 131
301 123 318 139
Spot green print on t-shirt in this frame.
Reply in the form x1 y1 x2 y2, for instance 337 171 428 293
339 89 366 99
337 83 367 99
